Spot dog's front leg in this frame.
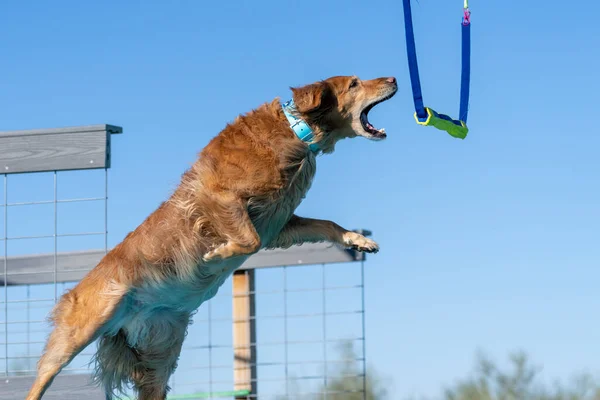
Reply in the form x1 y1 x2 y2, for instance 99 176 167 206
202 197 262 263
266 215 379 253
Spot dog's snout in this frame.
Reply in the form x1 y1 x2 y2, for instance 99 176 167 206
386 77 397 84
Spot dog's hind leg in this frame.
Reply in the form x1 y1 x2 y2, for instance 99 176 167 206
134 368 171 400
25 281 126 400
131 317 187 400
133 351 184 400
94 330 142 399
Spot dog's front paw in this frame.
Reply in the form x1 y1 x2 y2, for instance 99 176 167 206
342 232 379 253
202 244 227 263
202 251 221 263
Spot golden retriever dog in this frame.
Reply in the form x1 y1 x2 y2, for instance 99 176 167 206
26 74 397 400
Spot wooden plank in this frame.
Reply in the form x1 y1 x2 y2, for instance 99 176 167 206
238 242 363 270
0 124 123 138
232 270 257 398
0 242 364 286
0 374 104 400
0 124 122 174
0 250 107 285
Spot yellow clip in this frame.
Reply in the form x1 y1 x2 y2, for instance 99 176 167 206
414 107 433 126
413 107 468 139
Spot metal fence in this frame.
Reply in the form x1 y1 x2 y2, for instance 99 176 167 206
0 125 369 399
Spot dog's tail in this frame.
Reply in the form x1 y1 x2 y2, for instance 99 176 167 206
92 329 140 399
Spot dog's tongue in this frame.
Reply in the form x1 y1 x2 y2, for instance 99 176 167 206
361 110 385 135
366 121 385 135
361 113 376 130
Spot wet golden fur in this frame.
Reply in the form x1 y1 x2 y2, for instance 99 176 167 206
26 75 397 400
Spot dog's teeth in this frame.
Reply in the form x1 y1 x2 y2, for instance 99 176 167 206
379 128 386 133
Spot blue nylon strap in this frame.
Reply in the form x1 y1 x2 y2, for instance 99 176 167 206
402 0 472 127
402 0 427 121
459 21 471 123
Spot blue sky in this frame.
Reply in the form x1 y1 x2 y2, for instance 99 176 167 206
2 0 600 398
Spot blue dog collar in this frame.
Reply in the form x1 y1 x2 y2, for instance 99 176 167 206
282 99 319 153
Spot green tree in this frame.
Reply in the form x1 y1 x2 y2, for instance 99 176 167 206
279 340 389 399
324 341 389 400
441 351 600 400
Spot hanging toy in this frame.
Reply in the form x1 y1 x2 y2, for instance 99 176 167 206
402 0 472 139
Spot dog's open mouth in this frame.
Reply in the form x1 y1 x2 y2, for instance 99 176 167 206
359 92 395 140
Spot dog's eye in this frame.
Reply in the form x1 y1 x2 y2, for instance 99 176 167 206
349 79 359 89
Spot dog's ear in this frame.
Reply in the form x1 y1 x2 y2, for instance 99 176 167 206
290 81 336 115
